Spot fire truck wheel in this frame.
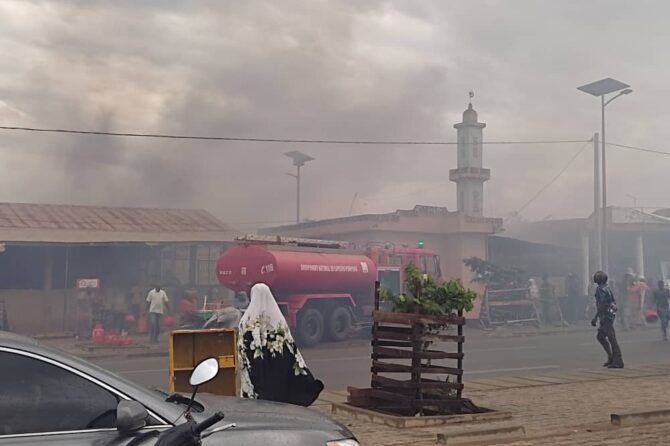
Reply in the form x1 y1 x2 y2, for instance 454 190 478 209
326 306 352 342
297 308 324 347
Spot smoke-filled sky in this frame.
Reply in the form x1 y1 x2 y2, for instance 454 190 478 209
0 0 668 230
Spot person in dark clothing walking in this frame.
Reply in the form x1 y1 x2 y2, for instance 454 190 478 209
591 271 624 368
653 280 670 341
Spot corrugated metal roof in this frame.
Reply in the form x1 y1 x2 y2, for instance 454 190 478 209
0 203 238 243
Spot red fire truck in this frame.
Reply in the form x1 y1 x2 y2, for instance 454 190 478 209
216 236 442 346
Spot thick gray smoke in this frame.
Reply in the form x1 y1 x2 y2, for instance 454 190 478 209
0 0 668 229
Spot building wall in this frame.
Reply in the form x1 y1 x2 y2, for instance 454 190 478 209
0 288 116 334
458 179 483 217
457 126 483 169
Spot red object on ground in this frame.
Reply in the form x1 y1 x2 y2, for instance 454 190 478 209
92 324 105 344
164 315 175 328
645 308 659 323
104 333 115 344
137 315 148 333
122 335 134 346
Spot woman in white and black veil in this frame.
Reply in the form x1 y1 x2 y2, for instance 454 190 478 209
237 283 324 406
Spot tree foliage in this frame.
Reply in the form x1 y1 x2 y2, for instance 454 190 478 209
380 263 477 316
463 257 525 289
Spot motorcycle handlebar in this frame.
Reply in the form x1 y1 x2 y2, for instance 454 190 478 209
193 412 225 436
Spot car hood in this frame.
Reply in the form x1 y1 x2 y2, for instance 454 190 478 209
195 394 355 445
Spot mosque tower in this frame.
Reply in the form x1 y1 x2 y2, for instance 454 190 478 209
449 97 490 216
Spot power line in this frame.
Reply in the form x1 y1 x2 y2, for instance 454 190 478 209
0 125 588 146
608 142 670 156
508 140 591 219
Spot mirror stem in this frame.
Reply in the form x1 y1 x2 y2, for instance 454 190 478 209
187 385 199 412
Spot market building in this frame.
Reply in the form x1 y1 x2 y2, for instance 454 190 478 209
0 202 238 334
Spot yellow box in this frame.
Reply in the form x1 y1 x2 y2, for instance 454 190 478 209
168 329 237 396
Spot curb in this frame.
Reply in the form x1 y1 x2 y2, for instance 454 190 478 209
436 425 526 445
331 403 512 429
611 408 670 427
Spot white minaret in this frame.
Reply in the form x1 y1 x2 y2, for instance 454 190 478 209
449 98 490 216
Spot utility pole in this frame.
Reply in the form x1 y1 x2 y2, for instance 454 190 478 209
593 133 601 271
578 77 632 273
601 95 608 273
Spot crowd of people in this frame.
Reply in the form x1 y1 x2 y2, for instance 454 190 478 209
74 284 241 342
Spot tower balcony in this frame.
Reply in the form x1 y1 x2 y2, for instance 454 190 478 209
449 167 491 182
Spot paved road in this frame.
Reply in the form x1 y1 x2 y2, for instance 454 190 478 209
94 324 670 390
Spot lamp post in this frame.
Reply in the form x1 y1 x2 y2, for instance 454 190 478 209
284 150 315 224
578 78 632 273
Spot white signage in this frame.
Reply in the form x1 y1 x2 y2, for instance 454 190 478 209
300 264 359 273
260 264 275 275
76 278 100 289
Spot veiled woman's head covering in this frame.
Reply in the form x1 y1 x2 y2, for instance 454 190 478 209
239 283 289 335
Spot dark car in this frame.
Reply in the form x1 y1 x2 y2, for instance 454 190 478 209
0 331 358 446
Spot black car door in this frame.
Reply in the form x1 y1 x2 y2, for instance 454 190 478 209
0 349 161 446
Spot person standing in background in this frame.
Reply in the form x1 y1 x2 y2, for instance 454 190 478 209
130 285 142 320
540 275 553 325
624 275 639 330
617 269 634 329
146 285 170 343
75 287 94 339
653 280 670 341
179 289 199 326
111 289 128 335
637 276 649 327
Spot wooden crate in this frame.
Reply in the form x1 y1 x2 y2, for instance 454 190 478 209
168 329 237 396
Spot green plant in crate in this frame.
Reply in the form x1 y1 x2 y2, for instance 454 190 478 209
380 263 477 318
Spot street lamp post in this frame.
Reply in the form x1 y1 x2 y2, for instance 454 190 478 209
578 78 632 273
284 150 315 224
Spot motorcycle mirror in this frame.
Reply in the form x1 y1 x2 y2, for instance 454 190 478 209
116 400 148 433
190 357 219 387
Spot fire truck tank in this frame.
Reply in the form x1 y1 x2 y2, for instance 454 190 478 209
216 244 377 294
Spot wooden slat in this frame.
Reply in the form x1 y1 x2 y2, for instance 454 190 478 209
417 333 464 343
374 325 413 334
373 328 412 341
372 361 463 375
373 311 465 326
373 346 463 360
372 375 464 390
372 340 415 348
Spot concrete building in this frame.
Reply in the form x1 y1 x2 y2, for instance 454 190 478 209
450 103 490 216
0 203 238 334
494 206 670 297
